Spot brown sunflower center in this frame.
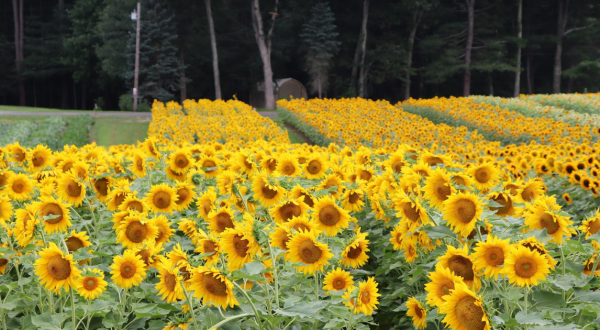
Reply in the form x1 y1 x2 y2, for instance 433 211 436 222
361 290 371 304
299 192 315 207
66 236 85 252
114 193 128 208
292 223 310 232
455 199 477 224
175 155 189 169
163 272 177 291
279 203 302 222
539 213 559 235
65 179 82 197
484 247 504 266
346 246 363 259
203 240 217 255
415 306 424 319
120 261 137 279
491 195 512 215
402 202 421 222
266 159 277 172
127 200 144 212
427 156 444 167
215 213 234 232
0 174 8 188
588 219 600 235
94 178 109 196
125 221 148 243
12 180 26 193
153 191 171 209
451 176 466 187
447 255 475 281
514 256 538 278
280 235 291 250
474 168 491 184
307 160 322 174
282 162 295 175
434 179 451 201
260 182 279 199
32 152 46 167
42 203 64 224
319 205 341 226
359 170 372 181
348 192 360 204
455 296 486 330
47 255 71 280
136 249 152 267
438 279 455 299
156 229 165 243
176 188 189 205
83 277 98 291
392 160 405 173
202 273 228 296
298 239 322 264
202 200 212 215
233 235 249 257
0 259 8 267
202 160 217 174
12 148 25 162
333 278 345 290
521 186 536 203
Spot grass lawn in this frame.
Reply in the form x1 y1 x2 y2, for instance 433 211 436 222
0 105 140 114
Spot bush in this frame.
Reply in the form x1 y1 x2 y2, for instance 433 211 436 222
119 94 152 112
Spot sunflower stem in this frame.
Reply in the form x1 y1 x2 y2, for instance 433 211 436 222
523 287 529 330
70 288 77 330
267 240 280 308
312 273 320 330
85 197 99 238
233 281 263 330
1 308 7 330
182 285 201 330
211 313 254 329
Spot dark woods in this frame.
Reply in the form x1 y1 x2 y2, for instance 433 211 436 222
0 0 599 110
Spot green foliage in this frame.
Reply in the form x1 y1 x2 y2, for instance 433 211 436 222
276 106 334 147
119 94 151 112
0 116 93 149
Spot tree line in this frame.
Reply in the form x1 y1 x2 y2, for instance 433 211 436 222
0 0 599 110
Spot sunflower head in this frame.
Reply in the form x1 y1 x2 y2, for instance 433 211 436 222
472 235 511 279
323 267 354 293
425 265 466 307
406 297 427 329
443 192 483 238
117 213 159 249
270 197 310 224
34 242 81 293
189 267 239 309
437 245 480 291
145 183 178 214
285 229 333 274
155 263 186 303
36 196 71 234
110 249 147 289
312 196 351 237
77 269 108 300
503 245 550 288
439 282 491 330
340 229 370 268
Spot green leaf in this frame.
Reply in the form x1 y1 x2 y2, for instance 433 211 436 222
514 311 551 325
20 244 37 253
575 289 600 303
103 311 126 328
274 300 328 318
423 226 455 239
31 312 67 329
0 301 17 310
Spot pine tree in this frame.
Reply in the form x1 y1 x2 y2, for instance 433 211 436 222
126 0 185 102
300 2 340 98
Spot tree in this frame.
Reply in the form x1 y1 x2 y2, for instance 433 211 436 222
350 0 369 98
403 0 436 100
126 0 186 102
300 2 340 98
251 0 279 110
11 0 24 106
463 0 475 96
204 0 222 100
513 0 523 97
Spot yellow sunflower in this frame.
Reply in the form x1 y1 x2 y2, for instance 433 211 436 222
110 249 147 289
36 196 71 234
344 277 380 315
155 263 186 303
28 145 52 172
437 245 481 291
285 229 333 274
472 235 511 279
579 209 600 241
583 254 600 277
6 173 34 201
65 230 93 253
340 187 365 212
304 154 328 179
169 149 194 174
312 196 351 236
467 162 499 191
152 215 175 245
276 154 301 177
0 170 13 192
193 231 220 267
15 204 38 247
130 150 147 178
393 191 430 232
189 267 239 309
318 174 343 198
518 179 545 203
117 194 148 214
290 185 315 208
424 265 466 307
389 224 406 251
439 282 491 330
0 195 13 226
77 269 108 300
7 142 27 164
252 173 285 207
216 170 240 195
523 195 575 244
503 245 550 288
117 213 159 249
340 229 370 268
56 172 86 207
220 224 261 271
207 206 236 234
145 183 178 214
487 191 516 217
518 237 557 269
269 224 292 250
34 242 81 293
423 168 454 210
0 246 9 275
443 192 483 238
270 197 310 224
406 297 427 329
286 216 316 233
260 154 279 174
323 267 354 293
92 176 111 203
135 241 164 269
198 156 221 177
197 188 217 219
174 182 196 212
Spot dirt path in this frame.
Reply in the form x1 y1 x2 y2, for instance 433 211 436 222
283 122 314 145
0 111 152 117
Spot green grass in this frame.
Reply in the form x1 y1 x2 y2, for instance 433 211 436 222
90 117 150 147
0 105 142 114
271 117 304 144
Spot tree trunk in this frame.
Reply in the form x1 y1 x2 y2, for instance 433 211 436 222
488 72 494 96
204 0 221 100
13 0 26 106
553 0 569 94
81 82 86 110
179 51 187 102
62 77 68 109
251 0 278 110
526 54 533 94
357 0 369 98
317 71 322 99
514 0 522 97
463 0 475 97
404 11 421 101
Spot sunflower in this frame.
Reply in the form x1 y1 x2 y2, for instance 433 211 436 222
439 282 491 330
344 277 380 315
389 224 406 251
340 229 370 268
251 173 285 207
386 151 407 174
424 265 466 307
437 245 480 291
117 213 159 249
77 269 108 300
406 297 427 329
7 142 27 164
152 215 175 245
28 145 52 172
472 235 510 279
194 231 220 267
36 196 71 234
169 149 194 174
423 168 454 210
207 206 236 234
15 204 38 247
0 195 13 226
290 185 315 208
579 209 600 241
197 188 217 219
130 150 147 177
155 263 186 303
523 195 575 244
167 244 193 282
269 224 292 250
110 249 147 289
135 241 164 269
189 267 239 309
65 230 93 253
450 173 475 192
393 192 430 232
304 154 328 179
198 156 221 177
56 172 86 207
518 237 557 269
92 176 111 202
275 154 301 177
145 183 178 214
117 195 148 214
583 254 600 277
323 267 354 293
70 161 90 181
216 170 240 195
318 174 343 198
34 242 81 293
174 182 196 212
312 196 351 236
6 173 34 201
220 225 261 271
518 179 545 203
165 166 187 181
503 245 550 287
341 187 365 212
285 229 333 274
0 170 13 192
260 154 279 174
443 192 483 238
487 191 515 217
467 162 499 191
562 193 572 204
286 216 316 233
270 197 310 224
236 152 256 176
0 247 9 275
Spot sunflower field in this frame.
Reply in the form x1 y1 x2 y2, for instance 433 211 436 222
2 95 600 330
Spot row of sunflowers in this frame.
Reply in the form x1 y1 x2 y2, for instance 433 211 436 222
1 96 600 330
521 93 600 116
